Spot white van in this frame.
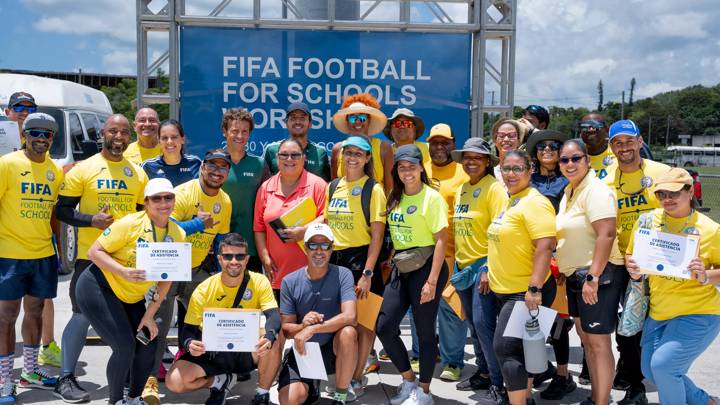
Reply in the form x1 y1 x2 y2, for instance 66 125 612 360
0 73 114 274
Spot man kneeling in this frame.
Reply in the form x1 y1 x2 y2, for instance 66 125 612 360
278 223 358 405
166 233 281 405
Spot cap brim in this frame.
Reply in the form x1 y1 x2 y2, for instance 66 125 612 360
395 156 421 164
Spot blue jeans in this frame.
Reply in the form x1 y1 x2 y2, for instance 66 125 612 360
438 297 473 369
467 274 503 386
641 314 720 405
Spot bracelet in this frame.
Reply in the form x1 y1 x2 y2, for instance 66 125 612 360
700 271 710 285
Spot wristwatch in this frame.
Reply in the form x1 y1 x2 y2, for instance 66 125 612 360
363 269 374 278
528 285 542 294
585 273 598 283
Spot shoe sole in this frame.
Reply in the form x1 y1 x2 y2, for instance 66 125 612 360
18 382 55 391
439 375 460 382
52 391 90 403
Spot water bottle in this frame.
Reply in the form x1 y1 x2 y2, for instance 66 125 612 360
523 312 547 374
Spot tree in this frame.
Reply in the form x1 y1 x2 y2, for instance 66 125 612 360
100 69 170 130
597 80 604 111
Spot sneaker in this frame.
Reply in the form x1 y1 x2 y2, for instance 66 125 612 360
540 375 576 400
127 398 149 405
390 379 418 405
525 399 535 405
617 387 648 405
439 365 461 382
364 351 379 374
410 357 420 374
157 363 167 382
401 387 434 405
39 341 62 368
236 372 251 382
379 352 391 361
204 373 237 405
0 382 16 405
455 369 490 391
141 377 160 405
578 361 590 385
477 385 509 405
613 374 632 391
531 362 556 388
250 392 270 405
19 369 58 390
346 385 357 403
350 376 367 400
579 399 595 405
331 400 345 405
53 374 90 403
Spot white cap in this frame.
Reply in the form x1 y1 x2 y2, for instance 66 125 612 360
144 178 175 198
303 223 335 243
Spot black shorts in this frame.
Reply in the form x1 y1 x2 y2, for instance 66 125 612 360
278 339 336 402
567 263 628 334
330 246 385 296
178 350 256 377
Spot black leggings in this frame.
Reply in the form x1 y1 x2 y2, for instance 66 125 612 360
550 317 573 365
375 254 448 384
493 277 556 391
76 265 157 403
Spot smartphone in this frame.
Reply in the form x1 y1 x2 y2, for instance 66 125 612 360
136 327 151 345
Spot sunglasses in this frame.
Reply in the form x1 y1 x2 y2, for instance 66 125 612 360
500 165 527 174
392 120 415 129
579 120 606 131
205 162 230 174
11 105 37 113
655 189 687 201
220 253 248 261
278 152 303 161
536 141 561 151
558 155 585 165
148 194 175 203
305 242 333 251
25 129 53 139
347 114 368 125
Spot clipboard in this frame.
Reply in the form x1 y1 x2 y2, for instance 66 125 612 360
357 292 383 331
268 197 318 252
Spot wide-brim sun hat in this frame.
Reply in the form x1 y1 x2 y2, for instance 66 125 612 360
332 102 387 135
451 137 499 166
382 108 425 140
525 130 568 155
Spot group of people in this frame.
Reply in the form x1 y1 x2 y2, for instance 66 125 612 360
0 90 719 405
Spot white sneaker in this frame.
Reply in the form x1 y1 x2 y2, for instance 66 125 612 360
390 379 417 405
349 376 367 400
115 398 148 405
414 388 435 405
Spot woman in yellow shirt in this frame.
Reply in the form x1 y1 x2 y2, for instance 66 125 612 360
625 168 720 405
325 136 387 395
487 150 556 405
76 178 186 405
375 144 449 405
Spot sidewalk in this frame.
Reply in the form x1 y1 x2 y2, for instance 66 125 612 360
12 274 720 404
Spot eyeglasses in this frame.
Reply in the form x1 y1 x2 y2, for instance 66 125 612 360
149 194 175 203
221 253 248 261
500 165 527 174
24 129 53 139
392 120 415 129
278 152 303 161
496 132 518 140
205 162 230 174
536 141 561 151
579 120 606 131
305 242 333 251
347 114 368 125
655 189 686 201
558 155 585 165
342 150 366 158
11 105 37 113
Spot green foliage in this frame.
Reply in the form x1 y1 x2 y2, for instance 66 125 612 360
99 69 170 135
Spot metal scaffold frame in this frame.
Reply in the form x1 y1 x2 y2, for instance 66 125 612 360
136 0 515 137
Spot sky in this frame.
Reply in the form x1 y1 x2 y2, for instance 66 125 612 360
2 0 720 109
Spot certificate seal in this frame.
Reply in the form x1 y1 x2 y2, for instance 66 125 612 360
227 343 234 350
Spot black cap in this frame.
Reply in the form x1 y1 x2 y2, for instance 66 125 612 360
8 92 36 108
203 149 232 165
524 105 550 127
394 144 422 164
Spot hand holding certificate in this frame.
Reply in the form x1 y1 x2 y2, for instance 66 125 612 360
631 228 699 279
136 242 192 281
202 309 261 352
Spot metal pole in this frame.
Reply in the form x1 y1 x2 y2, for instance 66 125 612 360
647 117 652 146
169 0 179 119
621 91 625 119
136 0 146 110
665 115 671 147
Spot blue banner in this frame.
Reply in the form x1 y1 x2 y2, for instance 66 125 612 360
180 27 471 156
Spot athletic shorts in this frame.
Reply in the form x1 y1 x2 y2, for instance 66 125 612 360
178 350 256 377
330 246 385 296
0 255 59 300
278 338 336 401
566 262 628 334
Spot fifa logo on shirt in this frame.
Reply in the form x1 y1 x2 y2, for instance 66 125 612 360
389 212 405 222
21 182 52 195
96 179 128 190
329 198 348 208
455 204 469 214
617 195 647 209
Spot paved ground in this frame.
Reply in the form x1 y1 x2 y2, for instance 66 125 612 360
11 273 720 404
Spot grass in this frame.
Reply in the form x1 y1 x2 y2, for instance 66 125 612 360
697 175 720 223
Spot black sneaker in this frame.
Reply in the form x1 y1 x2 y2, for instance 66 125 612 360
477 385 509 405
526 399 536 405
205 373 237 405
532 362 556 388
455 369 490 391
579 398 595 405
53 374 90 403
250 392 269 405
540 375 577 400
617 387 648 405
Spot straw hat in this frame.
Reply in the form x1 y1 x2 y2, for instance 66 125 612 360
332 102 388 135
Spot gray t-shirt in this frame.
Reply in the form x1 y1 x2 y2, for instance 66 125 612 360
280 264 356 345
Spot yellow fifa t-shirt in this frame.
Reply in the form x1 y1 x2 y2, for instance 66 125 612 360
488 187 555 294
60 153 148 260
184 272 277 327
426 161 470 260
627 209 720 321
556 170 623 276
589 146 615 181
324 176 386 250
0 151 64 259
337 137 385 186
453 175 508 268
97 211 186 303
388 184 448 250
172 179 232 268
604 159 669 254
123 141 162 165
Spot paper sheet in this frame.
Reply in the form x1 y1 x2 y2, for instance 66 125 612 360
202 309 260 352
357 292 383 331
136 242 192 281
502 302 557 339
292 341 328 380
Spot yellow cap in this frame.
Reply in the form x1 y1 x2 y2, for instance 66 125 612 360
653 167 693 192
428 123 454 140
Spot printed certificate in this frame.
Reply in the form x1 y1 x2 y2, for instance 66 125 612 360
136 242 192 281
202 308 261 352
632 229 699 279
